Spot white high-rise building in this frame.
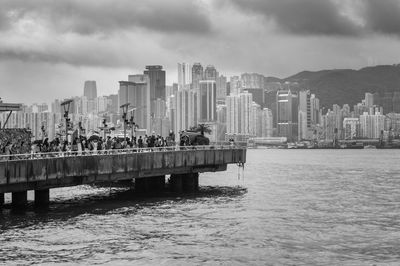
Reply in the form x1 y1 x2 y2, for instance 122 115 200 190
178 63 192 90
359 112 385 139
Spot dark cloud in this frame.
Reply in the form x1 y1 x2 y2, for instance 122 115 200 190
229 0 400 37
0 0 212 35
363 0 400 35
229 0 360 36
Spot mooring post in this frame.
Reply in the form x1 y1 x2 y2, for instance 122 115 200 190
34 189 50 206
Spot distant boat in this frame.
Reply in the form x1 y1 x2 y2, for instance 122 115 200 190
364 145 377 149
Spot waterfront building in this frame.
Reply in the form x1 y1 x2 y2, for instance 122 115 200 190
359 112 385 139
343 118 360 139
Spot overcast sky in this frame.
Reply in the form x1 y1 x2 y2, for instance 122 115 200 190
1 0 400 104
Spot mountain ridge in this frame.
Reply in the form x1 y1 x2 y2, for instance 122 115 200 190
266 64 400 108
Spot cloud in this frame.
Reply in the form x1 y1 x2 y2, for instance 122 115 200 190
362 0 400 35
229 0 360 36
229 0 400 37
0 0 212 35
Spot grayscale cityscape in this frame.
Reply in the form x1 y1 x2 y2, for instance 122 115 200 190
1 0 400 265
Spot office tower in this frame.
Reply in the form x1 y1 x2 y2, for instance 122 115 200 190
298 90 311 140
216 75 227 101
192 63 204 90
261 108 273 137
144 65 166 101
204 65 218 80
365 93 374 107
84 81 97 100
276 90 298 141
310 94 320 125
96 96 108 113
199 80 216 122
178 63 192 89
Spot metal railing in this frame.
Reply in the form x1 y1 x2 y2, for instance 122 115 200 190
0 144 245 161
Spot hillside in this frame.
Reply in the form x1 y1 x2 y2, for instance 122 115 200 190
277 65 400 108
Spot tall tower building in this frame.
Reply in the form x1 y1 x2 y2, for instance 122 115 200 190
365 92 374 107
204 65 218 80
178 63 192 90
84 81 97 100
298 90 311 140
192 63 203 90
276 90 298 141
261 108 273 137
199 80 217 122
144 65 166 101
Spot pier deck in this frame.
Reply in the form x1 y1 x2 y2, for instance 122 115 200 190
0 146 246 206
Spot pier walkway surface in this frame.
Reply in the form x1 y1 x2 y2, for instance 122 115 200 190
0 145 246 207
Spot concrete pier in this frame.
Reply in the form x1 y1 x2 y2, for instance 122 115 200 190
12 191 27 207
35 189 50 206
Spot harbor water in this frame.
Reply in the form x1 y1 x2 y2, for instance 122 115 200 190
1 149 400 265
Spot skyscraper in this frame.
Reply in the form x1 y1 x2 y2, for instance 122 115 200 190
191 63 203 90
298 90 311 140
178 63 192 90
261 108 273 137
84 81 97 100
144 65 166 101
204 65 218 80
199 80 216 122
276 90 298 141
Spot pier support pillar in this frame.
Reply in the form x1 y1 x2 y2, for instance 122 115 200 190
182 173 199 192
135 176 165 194
148 176 165 193
35 189 50 206
0 193 4 206
12 191 27 207
170 174 183 193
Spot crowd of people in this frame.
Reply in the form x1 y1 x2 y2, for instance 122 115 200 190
0 130 177 160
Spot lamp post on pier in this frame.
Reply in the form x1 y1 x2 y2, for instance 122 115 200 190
61 99 73 142
120 103 130 140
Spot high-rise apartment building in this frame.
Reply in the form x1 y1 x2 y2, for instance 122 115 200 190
191 63 203 90
359 112 385 138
